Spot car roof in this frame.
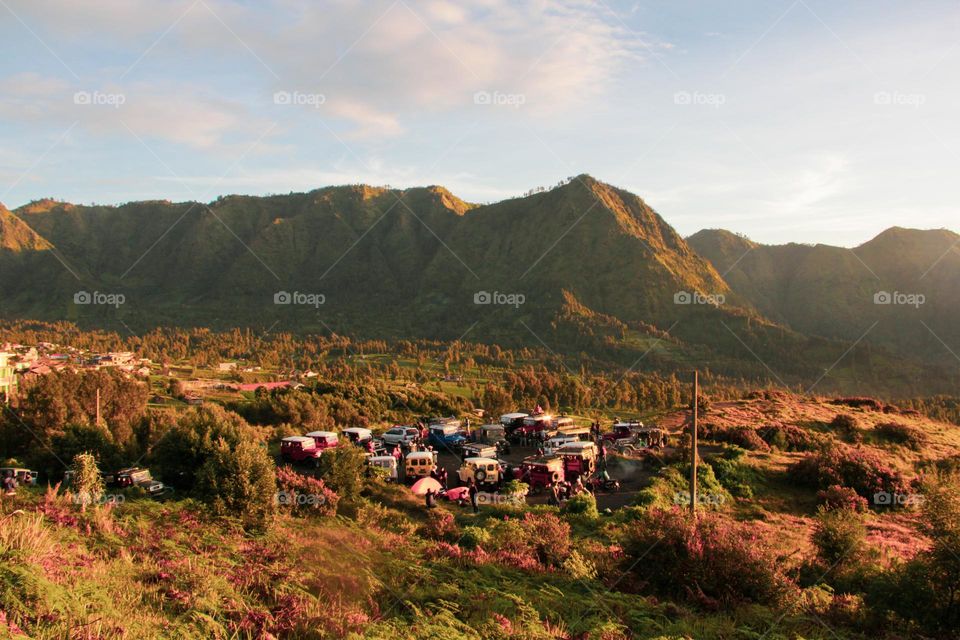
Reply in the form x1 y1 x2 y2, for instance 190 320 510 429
407 451 435 459
305 431 337 438
344 427 371 434
368 455 395 463
464 457 498 464
501 412 528 419
559 441 596 450
282 436 314 443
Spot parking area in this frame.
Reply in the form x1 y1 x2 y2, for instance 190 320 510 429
432 443 662 510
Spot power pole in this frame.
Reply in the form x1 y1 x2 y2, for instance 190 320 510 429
95 387 101 427
690 370 698 516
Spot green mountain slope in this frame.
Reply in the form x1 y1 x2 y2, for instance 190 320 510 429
2 177 957 393
688 227 960 362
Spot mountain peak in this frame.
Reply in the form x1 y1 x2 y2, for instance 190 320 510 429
0 205 52 251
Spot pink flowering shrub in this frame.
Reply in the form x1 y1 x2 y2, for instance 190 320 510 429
790 444 906 507
622 509 795 609
817 484 869 512
275 466 339 517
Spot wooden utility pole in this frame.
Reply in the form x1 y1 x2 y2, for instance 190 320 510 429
95 387 101 427
690 370 699 515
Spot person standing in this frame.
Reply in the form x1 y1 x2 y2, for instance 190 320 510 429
468 479 479 514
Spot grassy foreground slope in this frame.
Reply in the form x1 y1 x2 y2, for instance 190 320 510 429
2 387 959 640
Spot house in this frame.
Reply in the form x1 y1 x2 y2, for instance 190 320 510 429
217 362 238 372
0 353 17 402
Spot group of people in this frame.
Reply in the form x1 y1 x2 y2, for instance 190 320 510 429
424 477 480 513
546 475 589 506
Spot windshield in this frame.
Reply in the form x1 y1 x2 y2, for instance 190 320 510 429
386 428 404 436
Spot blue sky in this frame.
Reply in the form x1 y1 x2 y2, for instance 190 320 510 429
0 0 957 246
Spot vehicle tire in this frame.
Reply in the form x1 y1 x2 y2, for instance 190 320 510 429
475 470 487 482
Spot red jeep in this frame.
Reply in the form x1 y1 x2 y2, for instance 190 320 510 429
516 414 554 439
557 441 598 481
305 431 340 450
520 455 565 493
280 436 324 466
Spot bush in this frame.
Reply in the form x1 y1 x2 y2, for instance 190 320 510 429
460 526 491 550
830 414 862 443
874 422 927 450
817 485 868 512
195 438 277 528
790 444 907 507
68 452 104 510
150 404 258 491
705 426 770 452
866 473 960 635
622 509 794 608
760 424 820 451
709 457 755 499
421 509 458 541
275 465 338 517
316 445 367 509
812 506 867 568
563 492 599 519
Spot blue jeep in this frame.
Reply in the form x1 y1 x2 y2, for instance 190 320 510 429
428 423 467 453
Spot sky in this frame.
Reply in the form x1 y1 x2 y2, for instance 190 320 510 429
0 0 958 246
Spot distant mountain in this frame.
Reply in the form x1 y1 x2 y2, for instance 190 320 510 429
1 176 957 394
688 227 960 362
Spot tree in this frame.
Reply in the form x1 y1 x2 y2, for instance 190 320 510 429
149 404 259 491
69 451 104 511
196 437 276 529
316 444 367 509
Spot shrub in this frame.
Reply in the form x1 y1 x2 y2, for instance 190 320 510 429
866 473 960 635
760 424 820 451
709 456 755 499
561 550 597 580
275 465 338 517
460 526 491 550
830 397 886 412
563 492 599 519
195 437 277 528
316 445 367 509
150 404 259 491
830 414 862 442
817 485 868 512
68 451 104 510
705 426 770 452
812 506 867 568
790 444 907 507
874 422 927 450
622 509 793 608
421 509 458 541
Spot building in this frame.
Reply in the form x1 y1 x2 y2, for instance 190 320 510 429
0 352 17 403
